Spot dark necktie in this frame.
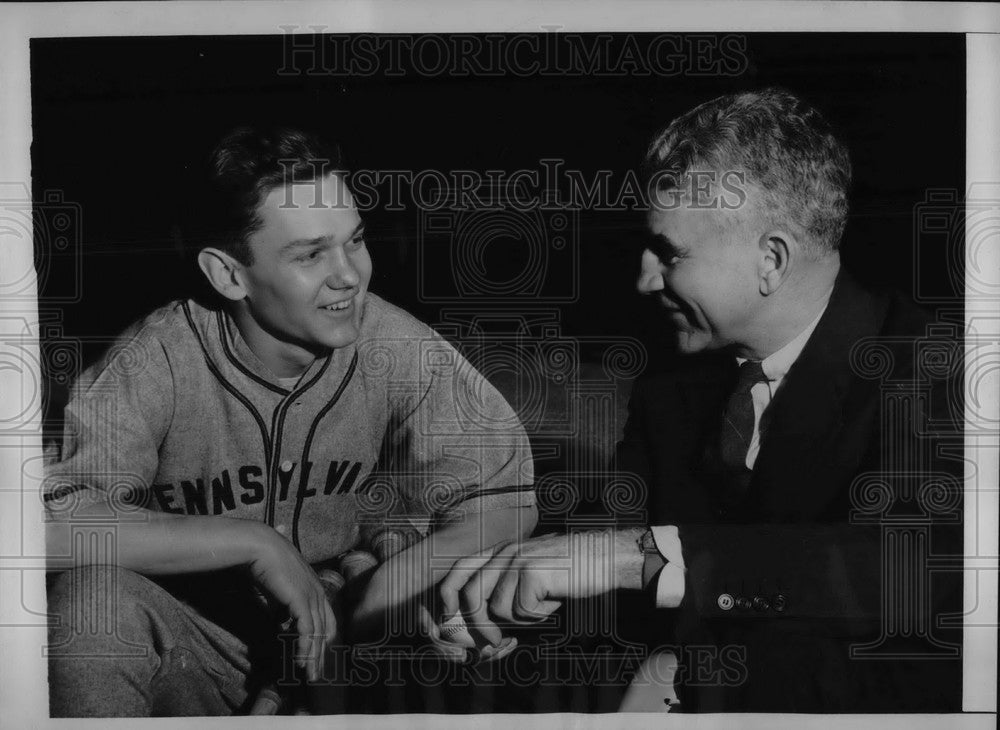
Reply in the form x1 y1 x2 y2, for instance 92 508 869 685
719 360 769 476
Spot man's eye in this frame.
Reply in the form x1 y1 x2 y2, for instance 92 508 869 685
347 235 366 250
648 238 682 266
299 249 323 263
653 248 681 266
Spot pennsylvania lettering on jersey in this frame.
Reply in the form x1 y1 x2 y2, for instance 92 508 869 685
151 460 369 516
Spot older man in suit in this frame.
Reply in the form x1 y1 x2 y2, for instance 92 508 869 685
437 88 963 712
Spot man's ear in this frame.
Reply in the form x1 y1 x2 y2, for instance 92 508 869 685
757 229 796 296
197 248 248 301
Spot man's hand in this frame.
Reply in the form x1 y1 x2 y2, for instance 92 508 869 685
248 528 338 682
348 506 537 643
417 602 518 664
437 528 645 647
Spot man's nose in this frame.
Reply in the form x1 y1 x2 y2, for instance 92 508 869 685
325 246 360 288
636 249 664 294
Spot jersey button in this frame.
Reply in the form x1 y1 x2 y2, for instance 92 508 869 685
275 524 287 535
280 460 293 472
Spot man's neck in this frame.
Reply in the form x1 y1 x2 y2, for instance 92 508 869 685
738 258 840 360
230 306 317 379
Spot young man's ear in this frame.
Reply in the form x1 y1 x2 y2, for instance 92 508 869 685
197 248 248 301
756 229 796 296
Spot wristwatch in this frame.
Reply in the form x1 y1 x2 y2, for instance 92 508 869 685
637 528 667 589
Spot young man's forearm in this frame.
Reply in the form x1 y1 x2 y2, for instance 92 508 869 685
349 505 537 641
45 500 273 575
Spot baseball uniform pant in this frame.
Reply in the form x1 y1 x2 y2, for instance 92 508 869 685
47 565 279 717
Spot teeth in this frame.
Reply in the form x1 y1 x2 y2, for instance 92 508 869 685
324 300 351 311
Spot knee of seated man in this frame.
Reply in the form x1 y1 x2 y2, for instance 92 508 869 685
48 566 166 654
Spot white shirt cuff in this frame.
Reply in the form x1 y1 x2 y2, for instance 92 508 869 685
651 525 686 608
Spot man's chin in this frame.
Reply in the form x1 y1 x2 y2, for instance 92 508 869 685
672 328 715 355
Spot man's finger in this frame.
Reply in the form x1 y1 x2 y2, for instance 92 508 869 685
488 562 523 623
418 603 442 641
437 548 502 621
481 636 518 663
417 604 470 663
515 569 562 621
459 551 514 647
489 557 557 624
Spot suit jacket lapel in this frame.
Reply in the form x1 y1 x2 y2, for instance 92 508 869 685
746 270 889 520
644 353 733 524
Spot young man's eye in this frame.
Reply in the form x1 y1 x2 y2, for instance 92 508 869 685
347 235 366 250
298 249 323 263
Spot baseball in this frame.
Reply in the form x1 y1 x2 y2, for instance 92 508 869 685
438 611 476 647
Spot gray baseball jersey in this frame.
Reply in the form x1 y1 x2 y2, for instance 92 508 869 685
44 294 535 564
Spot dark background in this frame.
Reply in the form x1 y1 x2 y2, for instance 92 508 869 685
28 32 970 715
31 32 965 381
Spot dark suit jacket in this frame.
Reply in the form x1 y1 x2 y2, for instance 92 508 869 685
616 270 963 712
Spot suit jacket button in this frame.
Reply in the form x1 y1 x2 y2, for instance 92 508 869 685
772 593 787 612
752 596 769 611
735 596 751 610
717 593 735 611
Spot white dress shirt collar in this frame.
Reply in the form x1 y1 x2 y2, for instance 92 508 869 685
738 292 833 380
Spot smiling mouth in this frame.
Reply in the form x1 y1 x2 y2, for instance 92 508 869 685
660 298 684 315
659 298 694 327
321 300 352 312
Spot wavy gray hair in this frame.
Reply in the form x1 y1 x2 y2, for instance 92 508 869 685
645 88 852 254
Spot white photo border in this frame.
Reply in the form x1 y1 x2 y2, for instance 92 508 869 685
1 2 998 728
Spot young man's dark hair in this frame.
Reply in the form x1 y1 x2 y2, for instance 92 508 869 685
188 127 347 265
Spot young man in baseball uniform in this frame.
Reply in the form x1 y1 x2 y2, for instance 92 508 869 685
43 127 537 716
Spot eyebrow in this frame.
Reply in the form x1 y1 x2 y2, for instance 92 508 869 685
280 221 366 254
650 233 685 258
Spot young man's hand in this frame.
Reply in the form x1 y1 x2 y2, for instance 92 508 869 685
248 527 338 682
47 507 339 681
